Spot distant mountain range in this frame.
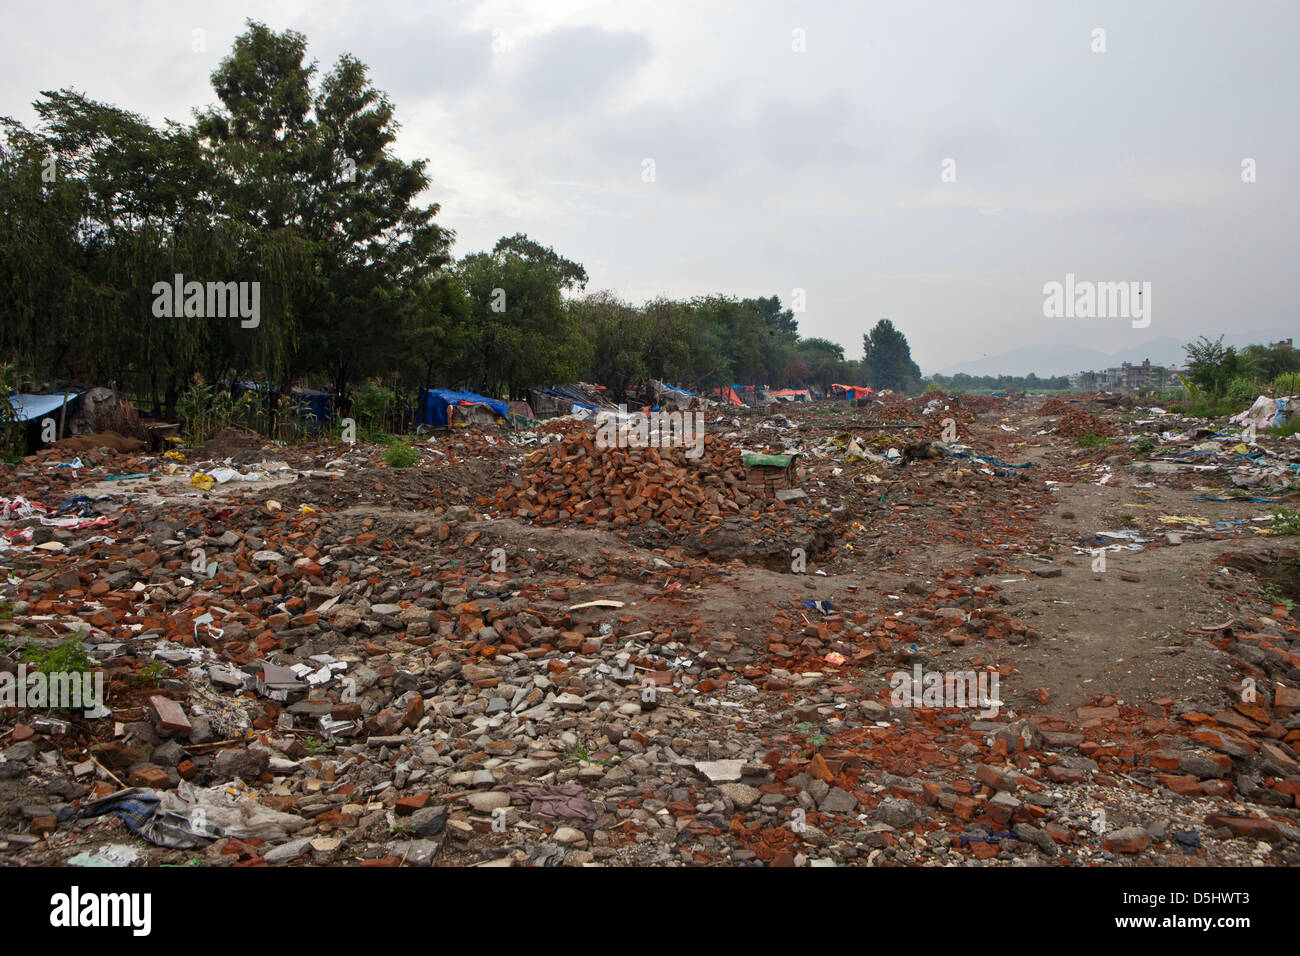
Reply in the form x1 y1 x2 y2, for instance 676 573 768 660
931 330 1295 379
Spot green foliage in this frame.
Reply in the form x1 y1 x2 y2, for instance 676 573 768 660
862 320 922 393
0 362 23 458
382 439 419 468
21 639 95 675
1075 433 1114 447
1272 371 1300 394
457 237 590 397
175 376 258 444
353 382 398 431
1182 335 1240 398
20 640 98 711
1130 435 1156 456
0 20 451 415
927 372 1071 393
1270 507 1300 536
1224 375 1256 405
1240 343 1300 383
137 661 169 687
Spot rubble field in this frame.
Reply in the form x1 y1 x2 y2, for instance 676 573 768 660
2 393 1299 868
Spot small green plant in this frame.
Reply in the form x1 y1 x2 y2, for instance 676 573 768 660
567 743 591 764
388 819 414 838
1270 507 1300 535
795 721 827 752
1130 436 1156 457
19 639 97 713
382 439 420 468
1075 433 1113 447
302 736 327 754
1262 584 1295 612
137 661 169 687
21 638 94 675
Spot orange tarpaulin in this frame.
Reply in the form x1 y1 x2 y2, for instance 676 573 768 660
832 384 874 400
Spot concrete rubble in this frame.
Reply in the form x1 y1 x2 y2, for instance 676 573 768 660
1 394 1298 866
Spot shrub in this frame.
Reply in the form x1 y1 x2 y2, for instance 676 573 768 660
382 439 419 468
1272 371 1300 395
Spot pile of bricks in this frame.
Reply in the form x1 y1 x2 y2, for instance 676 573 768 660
499 431 784 529
1054 410 1118 438
742 463 794 497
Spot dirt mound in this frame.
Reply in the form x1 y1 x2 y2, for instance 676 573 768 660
1055 410 1118 438
1038 396 1075 416
52 430 146 454
196 427 271 463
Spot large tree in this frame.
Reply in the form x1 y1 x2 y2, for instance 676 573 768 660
863 319 922 393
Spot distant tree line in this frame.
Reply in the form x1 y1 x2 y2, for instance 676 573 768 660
925 372 1073 392
0 21 931 418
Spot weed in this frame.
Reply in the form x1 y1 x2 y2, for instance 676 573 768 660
137 661 169 687
382 439 420 468
1270 507 1300 535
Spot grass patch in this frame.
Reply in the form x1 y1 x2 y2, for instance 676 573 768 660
381 439 420 468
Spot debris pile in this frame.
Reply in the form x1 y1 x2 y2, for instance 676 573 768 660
1054 411 1118 438
498 431 801 529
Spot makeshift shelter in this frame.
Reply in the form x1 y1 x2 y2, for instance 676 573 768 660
230 382 335 433
768 388 813 403
711 386 746 407
529 383 615 418
292 388 334 432
654 381 711 409
6 390 92 450
831 384 874 401
418 388 510 428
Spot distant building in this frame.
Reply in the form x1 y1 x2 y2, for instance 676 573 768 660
1270 338 1293 350
1071 358 1178 392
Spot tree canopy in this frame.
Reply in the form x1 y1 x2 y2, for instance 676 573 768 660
0 20 915 415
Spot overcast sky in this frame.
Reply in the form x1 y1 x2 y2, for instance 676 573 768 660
2 1 1296 373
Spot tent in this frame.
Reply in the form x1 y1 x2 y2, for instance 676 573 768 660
831 384 874 401
419 388 510 428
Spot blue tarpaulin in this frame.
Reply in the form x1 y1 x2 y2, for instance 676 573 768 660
419 389 509 427
8 393 80 423
293 388 333 433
